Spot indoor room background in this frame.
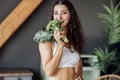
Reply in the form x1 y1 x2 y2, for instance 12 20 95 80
0 0 119 80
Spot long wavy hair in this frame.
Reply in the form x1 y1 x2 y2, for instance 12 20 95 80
49 0 85 53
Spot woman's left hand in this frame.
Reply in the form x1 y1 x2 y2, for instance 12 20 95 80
75 74 83 80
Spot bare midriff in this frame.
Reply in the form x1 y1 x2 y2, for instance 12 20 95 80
49 67 75 80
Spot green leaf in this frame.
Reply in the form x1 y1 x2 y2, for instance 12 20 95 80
114 1 120 11
94 48 105 61
103 4 112 15
110 0 114 11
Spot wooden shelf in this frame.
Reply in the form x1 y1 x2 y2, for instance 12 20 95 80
0 68 33 80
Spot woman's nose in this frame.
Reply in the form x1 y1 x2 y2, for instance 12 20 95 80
56 14 62 20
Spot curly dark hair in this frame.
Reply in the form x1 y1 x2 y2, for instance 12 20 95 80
49 0 85 53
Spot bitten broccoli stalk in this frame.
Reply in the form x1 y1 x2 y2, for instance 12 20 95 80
33 20 69 43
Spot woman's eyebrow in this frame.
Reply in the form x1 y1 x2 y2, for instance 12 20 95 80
61 10 68 12
55 10 68 13
54 9 69 12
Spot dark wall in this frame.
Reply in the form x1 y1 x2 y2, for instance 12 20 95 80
0 0 116 80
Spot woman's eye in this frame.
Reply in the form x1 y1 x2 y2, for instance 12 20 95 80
54 12 58 15
62 12 67 14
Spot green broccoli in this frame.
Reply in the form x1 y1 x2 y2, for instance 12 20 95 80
33 20 69 43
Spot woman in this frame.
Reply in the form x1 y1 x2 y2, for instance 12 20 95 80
39 0 84 80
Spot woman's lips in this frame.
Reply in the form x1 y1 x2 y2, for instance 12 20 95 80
60 21 64 24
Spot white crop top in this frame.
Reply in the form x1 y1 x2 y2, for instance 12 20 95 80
53 42 80 68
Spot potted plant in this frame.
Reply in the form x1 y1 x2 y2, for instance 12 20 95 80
94 0 120 75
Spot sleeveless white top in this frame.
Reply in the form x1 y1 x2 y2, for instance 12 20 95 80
53 42 80 68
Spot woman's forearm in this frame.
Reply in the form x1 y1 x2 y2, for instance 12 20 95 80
79 59 83 77
75 58 83 80
44 45 64 76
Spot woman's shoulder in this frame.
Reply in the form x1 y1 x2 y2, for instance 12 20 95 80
39 41 54 48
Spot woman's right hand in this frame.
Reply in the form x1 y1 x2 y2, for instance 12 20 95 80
54 30 65 46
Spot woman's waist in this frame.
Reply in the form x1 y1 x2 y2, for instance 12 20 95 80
49 67 75 80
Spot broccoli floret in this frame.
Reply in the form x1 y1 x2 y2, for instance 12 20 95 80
33 20 69 43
